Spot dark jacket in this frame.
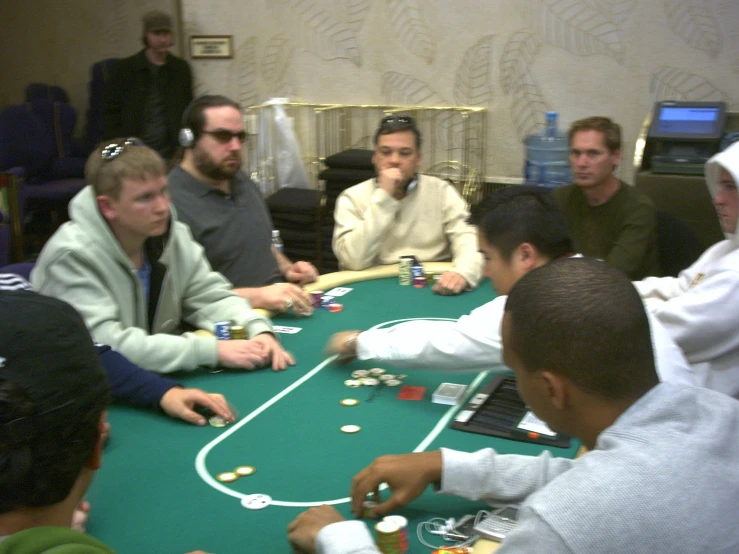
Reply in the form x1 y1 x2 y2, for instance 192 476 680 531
102 49 193 157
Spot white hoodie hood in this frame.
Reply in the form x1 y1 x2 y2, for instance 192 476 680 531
705 141 739 244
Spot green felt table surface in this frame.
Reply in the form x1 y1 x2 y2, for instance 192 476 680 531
88 276 579 554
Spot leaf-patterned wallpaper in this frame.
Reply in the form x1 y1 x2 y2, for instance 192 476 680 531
3 0 734 184
184 0 736 182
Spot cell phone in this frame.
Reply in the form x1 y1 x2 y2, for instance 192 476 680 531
472 505 519 542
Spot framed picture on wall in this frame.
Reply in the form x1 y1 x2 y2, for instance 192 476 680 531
189 35 233 59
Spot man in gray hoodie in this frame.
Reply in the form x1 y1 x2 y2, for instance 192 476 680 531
289 258 739 554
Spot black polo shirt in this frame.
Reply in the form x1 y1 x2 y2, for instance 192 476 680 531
168 166 282 287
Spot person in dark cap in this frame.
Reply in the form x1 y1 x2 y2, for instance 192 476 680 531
0 290 112 551
0 291 212 553
103 9 193 160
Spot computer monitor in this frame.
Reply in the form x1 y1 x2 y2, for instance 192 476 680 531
648 101 727 141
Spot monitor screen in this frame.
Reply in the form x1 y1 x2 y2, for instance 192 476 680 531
648 101 727 140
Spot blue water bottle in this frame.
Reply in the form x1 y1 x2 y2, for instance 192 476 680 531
524 112 572 188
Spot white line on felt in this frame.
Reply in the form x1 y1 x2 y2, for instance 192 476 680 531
195 317 484 508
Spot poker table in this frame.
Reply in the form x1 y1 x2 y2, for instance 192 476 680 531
89 264 580 554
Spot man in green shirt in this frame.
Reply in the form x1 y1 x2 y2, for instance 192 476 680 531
552 116 660 279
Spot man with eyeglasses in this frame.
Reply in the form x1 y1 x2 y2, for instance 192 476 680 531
551 116 660 280
32 138 293 374
168 95 318 315
332 115 482 295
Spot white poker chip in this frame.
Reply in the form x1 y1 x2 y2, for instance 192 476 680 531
385 379 402 387
241 494 272 510
216 471 238 483
344 379 361 388
369 367 386 376
379 374 396 381
361 377 380 386
235 465 256 477
340 424 361 434
352 369 370 378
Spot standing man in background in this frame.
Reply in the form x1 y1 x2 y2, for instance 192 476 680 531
552 116 660 280
103 10 193 160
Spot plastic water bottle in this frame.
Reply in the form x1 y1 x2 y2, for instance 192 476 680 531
524 112 572 188
271 230 284 254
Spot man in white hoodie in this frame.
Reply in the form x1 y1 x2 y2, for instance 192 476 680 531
633 141 739 398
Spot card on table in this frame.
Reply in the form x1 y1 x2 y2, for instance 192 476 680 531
272 325 302 334
325 286 353 297
397 385 426 401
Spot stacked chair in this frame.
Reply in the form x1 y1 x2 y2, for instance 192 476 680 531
84 58 119 153
317 149 375 272
0 98 86 257
266 187 324 270
25 83 69 103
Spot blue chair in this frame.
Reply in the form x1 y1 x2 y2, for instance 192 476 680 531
0 105 85 256
27 99 87 176
25 83 69 104
84 58 119 153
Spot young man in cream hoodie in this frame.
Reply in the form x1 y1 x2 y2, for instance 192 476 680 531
633 141 739 398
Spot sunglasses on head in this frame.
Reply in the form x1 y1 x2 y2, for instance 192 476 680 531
101 137 144 161
202 129 248 144
380 115 415 126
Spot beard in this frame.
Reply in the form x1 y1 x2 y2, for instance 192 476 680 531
193 148 242 181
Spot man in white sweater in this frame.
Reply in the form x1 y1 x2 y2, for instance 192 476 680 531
327 186 693 386
633 141 739 398
289 258 739 554
331 115 483 295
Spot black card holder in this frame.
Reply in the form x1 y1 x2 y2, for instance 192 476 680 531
450 374 571 448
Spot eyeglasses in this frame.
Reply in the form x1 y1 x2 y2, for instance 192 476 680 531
380 115 415 126
202 130 248 144
101 137 144 161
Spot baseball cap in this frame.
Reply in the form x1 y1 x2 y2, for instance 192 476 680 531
142 10 172 34
0 291 110 443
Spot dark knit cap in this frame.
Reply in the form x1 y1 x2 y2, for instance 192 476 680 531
142 10 172 33
0 291 109 444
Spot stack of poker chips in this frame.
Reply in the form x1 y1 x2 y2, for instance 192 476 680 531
309 291 343 312
399 255 428 288
375 515 409 553
214 321 246 340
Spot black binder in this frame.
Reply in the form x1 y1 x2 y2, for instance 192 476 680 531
451 374 571 448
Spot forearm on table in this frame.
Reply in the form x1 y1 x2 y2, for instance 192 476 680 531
97 345 179 408
357 322 502 370
98 323 218 373
233 286 269 309
316 520 380 554
440 448 575 504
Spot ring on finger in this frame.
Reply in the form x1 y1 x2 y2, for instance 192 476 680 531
285 298 294 311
